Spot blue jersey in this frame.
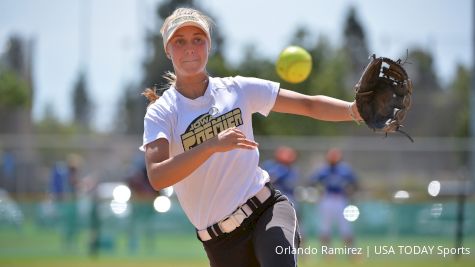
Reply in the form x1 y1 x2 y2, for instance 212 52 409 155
49 161 75 197
310 162 356 195
262 160 298 197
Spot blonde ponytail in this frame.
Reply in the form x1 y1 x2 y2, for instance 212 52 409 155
141 87 159 105
163 71 177 87
142 71 177 106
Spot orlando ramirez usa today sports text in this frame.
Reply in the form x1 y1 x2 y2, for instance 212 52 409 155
275 245 471 258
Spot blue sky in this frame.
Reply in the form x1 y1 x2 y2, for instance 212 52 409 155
0 0 471 132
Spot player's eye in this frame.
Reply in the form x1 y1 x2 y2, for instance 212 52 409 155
175 38 186 46
193 37 204 45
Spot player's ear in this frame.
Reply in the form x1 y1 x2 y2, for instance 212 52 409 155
165 46 172 59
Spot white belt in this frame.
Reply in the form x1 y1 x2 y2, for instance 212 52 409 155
198 185 272 241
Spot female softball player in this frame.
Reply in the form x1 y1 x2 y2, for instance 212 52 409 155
141 7 362 267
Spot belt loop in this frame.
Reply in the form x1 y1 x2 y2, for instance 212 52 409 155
240 206 248 217
266 182 275 192
251 196 261 205
266 182 276 198
213 223 224 236
207 226 218 239
246 197 259 212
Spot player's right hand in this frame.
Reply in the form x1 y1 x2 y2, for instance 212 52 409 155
208 127 258 153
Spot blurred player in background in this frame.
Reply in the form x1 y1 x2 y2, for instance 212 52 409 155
1 149 16 186
125 156 157 253
48 153 83 249
141 7 362 267
309 148 358 250
262 146 299 206
49 154 82 201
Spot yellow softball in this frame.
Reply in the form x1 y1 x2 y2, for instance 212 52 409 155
276 46 312 84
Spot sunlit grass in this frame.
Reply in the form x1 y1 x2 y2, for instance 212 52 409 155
0 221 473 267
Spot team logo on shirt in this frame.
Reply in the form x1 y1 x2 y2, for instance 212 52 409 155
181 108 243 151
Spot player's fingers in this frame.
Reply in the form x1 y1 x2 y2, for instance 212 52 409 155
221 127 243 137
228 128 248 141
236 138 258 148
230 127 245 136
236 143 258 150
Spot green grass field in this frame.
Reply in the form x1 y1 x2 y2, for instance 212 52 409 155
1 221 473 267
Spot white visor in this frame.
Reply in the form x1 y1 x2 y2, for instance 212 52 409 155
163 15 211 51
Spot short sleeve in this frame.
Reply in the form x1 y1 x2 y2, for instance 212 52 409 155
140 103 172 151
234 76 280 116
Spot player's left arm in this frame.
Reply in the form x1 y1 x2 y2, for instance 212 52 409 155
272 88 362 122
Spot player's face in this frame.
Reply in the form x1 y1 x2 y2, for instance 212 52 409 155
167 26 210 77
326 149 342 165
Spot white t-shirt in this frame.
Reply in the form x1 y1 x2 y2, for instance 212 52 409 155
141 76 280 230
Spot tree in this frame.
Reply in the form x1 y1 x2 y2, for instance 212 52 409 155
3 36 25 75
448 64 471 165
0 70 29 108
1 35 34 103
116 84 147 134
342 6 370 87
451 64 471 138
405 49 441 91
396 47 450 137
0 35 34 135
34 103 81 167
0 70 30 134
36 103 63 133
72 71 92 131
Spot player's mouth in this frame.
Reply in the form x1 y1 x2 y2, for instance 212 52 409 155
182 58 200 64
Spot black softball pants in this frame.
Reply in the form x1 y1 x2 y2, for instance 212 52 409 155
201 191 301 267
